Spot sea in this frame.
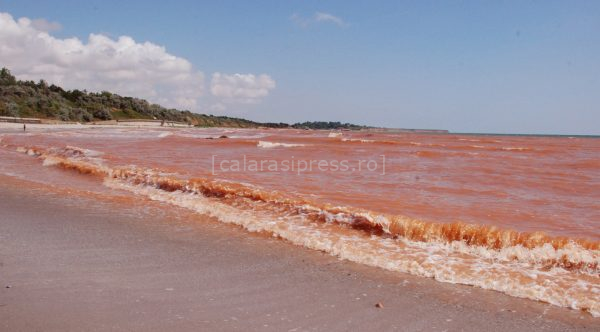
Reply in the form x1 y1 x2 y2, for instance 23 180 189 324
0 126 598 316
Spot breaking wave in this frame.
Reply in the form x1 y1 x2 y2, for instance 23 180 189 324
341 138 376 143
257 141 307 148
9 143 600 316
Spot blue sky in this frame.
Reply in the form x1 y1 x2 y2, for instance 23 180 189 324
1 0 599 134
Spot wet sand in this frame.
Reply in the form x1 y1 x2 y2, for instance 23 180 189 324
0 177 598 331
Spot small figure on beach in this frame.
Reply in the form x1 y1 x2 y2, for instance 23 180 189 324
23 123 26 131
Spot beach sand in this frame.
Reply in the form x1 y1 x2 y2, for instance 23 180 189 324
0 175 598 331
0 121 185 131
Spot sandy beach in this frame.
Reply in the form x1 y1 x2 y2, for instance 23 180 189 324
0 121 189 131
1 174 598 331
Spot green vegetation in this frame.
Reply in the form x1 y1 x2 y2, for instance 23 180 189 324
0 67 367 129
291 121 368 130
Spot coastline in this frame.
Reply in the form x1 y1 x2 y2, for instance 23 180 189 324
0 175 597 331
0 121 190 131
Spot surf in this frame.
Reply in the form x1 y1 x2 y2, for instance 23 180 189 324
7 142 600 316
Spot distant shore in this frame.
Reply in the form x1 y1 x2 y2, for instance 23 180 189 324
0 119 191 131
0 120 454 135
1 175 597 331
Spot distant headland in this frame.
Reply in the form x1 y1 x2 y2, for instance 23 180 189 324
0 67 447 133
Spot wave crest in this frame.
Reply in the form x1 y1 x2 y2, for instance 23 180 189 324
257 141 307 148
11 143 600 316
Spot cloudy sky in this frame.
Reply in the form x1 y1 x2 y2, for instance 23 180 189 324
1 1 599 134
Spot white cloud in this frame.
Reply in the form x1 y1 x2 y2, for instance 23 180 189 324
210 73 276 104
0 12 204 110
291 12 347 28
290 13 310 28
30 18 62 32
314 12 346 27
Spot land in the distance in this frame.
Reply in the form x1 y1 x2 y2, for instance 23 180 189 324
0 67 452 133
0 67 367 130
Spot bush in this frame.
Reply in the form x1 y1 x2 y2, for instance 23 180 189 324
4 101 19 117
92 108 112 120
58 108 71 121
71 108 92 122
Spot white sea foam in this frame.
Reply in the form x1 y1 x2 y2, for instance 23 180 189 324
501 147 530 151
102 177 599 317
64 146 104 157
257 141 307 148
341 138 376 143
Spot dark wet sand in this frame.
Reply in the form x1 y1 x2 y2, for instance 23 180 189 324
0 177 598 331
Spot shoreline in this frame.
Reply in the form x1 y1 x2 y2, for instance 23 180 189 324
0 175 597 331
0 120 191 131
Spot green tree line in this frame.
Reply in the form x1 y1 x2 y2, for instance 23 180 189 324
0 67 367 129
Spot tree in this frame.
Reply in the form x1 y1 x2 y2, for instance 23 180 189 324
5 101 20 117
0 68 17 86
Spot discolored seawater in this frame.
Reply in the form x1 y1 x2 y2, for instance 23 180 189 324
1 127 598 316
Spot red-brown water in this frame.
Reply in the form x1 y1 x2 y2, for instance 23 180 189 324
1 127 598 316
